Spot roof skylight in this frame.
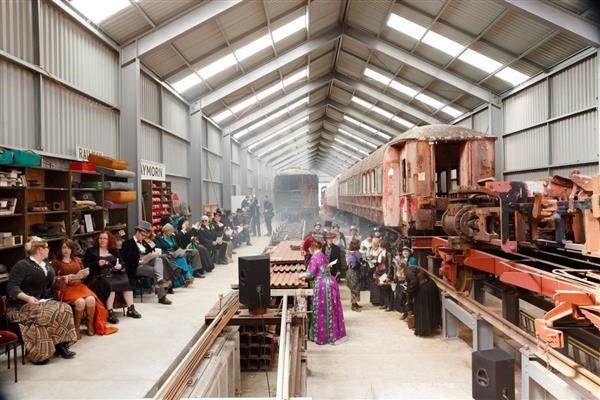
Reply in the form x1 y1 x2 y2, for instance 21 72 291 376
233 97 308 139
334 138 370 156
331 145 362 160
172 73 202 92
386 13 530 86
351 96 414 129
272 14 307 42
248 116 309 150
235 35 272 62
343 115 392 140
70 0 130 24
198 53 237 80
258 128 309 157
338 128 377 149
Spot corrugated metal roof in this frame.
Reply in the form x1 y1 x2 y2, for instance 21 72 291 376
140 0 200 26
98 6 150 45
482 11 553 55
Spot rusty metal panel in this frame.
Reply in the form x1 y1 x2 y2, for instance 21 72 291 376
550 110 598 166
0 60 36 149
503 126 548 172
0 0 34 62
141 73 160 124
140 122 161 162
550 55 597 117
40 1 119 105
503 80 547 134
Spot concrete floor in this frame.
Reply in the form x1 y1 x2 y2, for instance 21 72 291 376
1 230 272 400
306 285 473 400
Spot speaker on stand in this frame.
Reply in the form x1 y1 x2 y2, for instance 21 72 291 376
472 349 515 400
238 255 271 314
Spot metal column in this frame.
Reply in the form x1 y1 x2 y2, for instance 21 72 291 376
190 111 204 222
240 149 248 196
221 133 232 210
442 295 494 351
120 59 142 234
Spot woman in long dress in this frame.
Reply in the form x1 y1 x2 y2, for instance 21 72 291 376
300 237 346 345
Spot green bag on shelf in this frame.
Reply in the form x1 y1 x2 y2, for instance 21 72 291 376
12 149 41 167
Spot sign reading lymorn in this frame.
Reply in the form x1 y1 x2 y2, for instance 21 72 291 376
140 159 166 181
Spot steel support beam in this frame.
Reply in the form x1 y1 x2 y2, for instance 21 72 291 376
271 146 319 168
346 27 497 104
327 100 404 138
334 74 443 125
265 136 321 164
221 76 331 133
195 27 342 109
221 134 232 210
247 121 322 152
121 0 242 65
190 112 205 222
323 118 386 147
499 0 600 47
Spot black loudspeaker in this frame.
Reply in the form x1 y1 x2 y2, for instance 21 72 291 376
472 349 515 400
238 255 271 310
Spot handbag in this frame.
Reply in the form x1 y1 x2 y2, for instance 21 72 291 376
12 149 41 167
0 148 14 165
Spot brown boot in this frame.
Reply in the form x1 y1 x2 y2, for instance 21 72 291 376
73 308 83 340
85 303 95 336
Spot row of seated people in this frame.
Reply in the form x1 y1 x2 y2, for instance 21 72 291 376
3 210 240 366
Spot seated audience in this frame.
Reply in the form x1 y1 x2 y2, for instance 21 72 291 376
121 221 175 306
84 231 141 322
52 239 117 338
155 224 197 287
177 218 214 273
6 237 77 364
232 208 252 246
197 215 227 264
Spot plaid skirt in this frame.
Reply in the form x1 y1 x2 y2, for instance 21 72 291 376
6 300 78 362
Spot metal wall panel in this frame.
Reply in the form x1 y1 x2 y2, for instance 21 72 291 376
503 80 547 134
204 151 223 182
203 182 223 205
0 0 34 62
163 134 189 177
503 126 548 172
455 116 472 129
42 80 118 158
550 55 597 117
550 110 598 166
141 73 160 124
503 170 547 181
551 164 598 178
140 122 161 162
231 141 240 164
472 109 489 133
40 1 119 105
206 121 222 155
0 60 36 149
162 91 189 139
169 176 189 204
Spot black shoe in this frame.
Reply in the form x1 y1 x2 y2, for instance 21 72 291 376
167 287 174 294
379 305 387 310
107 309 119 324
158 296 172 305
385 308 393 312
400 312 408 320
32 359 50 365
55 343 76 359
246 242 252 246
126 305 142 319
356 304 363 308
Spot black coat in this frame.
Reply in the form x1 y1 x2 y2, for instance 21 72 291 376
195 224 216 249
83 246 122 279
6 258 54 308
120 238 153 279
324 243 341 276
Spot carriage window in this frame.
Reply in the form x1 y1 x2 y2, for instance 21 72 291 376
375 166 382 193
450 169 458 191
401 159 407 193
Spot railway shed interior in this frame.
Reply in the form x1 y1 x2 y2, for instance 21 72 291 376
1 0 600 399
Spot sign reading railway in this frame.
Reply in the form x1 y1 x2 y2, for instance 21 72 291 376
140 159 166 181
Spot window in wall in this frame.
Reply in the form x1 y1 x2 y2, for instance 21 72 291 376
375 166 382 193
402 159 407 193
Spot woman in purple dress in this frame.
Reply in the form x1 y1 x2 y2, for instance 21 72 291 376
300 237 346 345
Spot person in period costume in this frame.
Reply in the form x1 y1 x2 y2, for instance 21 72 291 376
154 224 197 288
249 195 261 236
6 237 78 364
394 247 418 318
412 268 442 336
241 195 250 210
348 225 361 244
84 231 142 323
232 209 252 246
332 224 346 250
211 210 234 264
367 235 383 306
359 232 373 291
323 230 342 280
176 218 214 273
52 240 117 338
345 239 363 312
300 237 346 345
305 223 323 243
378 240 394 311
196 215 227 264
263 195 274 236
121 221 176 306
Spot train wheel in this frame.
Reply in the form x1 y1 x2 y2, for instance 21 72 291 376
455 265 473 293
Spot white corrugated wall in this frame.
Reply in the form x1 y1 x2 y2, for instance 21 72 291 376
140 122 161 162
202 119 223 206
163 91 189 140
141 73 160 124
0 0 34 63
0 60 36 149
163 135 189 177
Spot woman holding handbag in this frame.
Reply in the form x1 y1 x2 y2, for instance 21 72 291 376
52 240 117 338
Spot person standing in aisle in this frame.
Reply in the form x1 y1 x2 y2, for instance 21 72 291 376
250 195 261 236
323 230 342 281
345 239 363 312
263 195 274 236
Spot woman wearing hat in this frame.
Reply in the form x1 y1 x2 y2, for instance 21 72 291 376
323 230 342 280
299 238 346 345
394 247 417 318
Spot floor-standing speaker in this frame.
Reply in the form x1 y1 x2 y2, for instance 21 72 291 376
238 255 270 311
472 349 515 400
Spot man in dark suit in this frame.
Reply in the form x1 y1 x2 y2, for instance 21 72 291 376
323 230 342 280
120 220 173 305
197 215 227 265
263 195 274 236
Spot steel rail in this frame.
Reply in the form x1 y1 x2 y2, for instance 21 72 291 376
275 294 289 400
428 271 600 396
152 291 240 400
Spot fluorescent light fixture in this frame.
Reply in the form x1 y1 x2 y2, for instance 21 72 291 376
422 31 464 57
172 73 202 92
256 82 284 101
338 128 377 149
387 14 426 40
282 67 308 87
364 68 392 86
198 53 237 80
272 14 307 42
212 109 234 123
331 145 362 160
389 80 418 97
230 96 258 114
415 93 444 109
71 0 130 24
392 115 413 128
458 49 501 73
235 34 272 61
440 105 462 118
495 67 529 85
334 138 370 155
343 115 392 140
351 96 373 110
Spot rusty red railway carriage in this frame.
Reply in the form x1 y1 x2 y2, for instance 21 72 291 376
332 124 495 235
